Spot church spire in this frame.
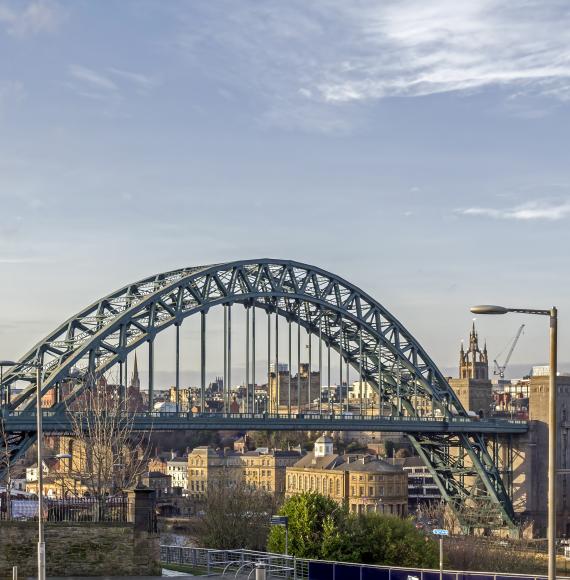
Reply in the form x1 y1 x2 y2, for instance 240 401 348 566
131 352 140 390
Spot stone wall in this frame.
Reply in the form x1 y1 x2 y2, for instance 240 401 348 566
0 522 160 578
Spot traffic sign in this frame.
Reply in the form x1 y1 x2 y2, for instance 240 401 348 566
270 515 288 526
432 529 449 536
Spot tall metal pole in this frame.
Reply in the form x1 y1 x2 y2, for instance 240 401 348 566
345 348 350 414
200 311 206 413
318 313 323 415
175 324 180 413
297 305 301 411
223 305 228 412
549 307 558 580
308 325 312 411
359 329 363 416
36 363 45 580
148 339 154 412
339 318 343 412
288 315 292 416
252 306 256 412
378 342 383 418
246 305 250 414
267 307 271 412
227 304 232 413
275 310 279 414
439 536 443 580
124 353 128 413
119 361 123 410
327 338 331 413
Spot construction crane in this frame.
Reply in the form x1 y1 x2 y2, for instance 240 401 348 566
493 324 525 378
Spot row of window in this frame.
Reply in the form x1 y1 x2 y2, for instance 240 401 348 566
288 474 342 495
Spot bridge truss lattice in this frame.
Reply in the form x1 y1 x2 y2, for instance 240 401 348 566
0 259 517 530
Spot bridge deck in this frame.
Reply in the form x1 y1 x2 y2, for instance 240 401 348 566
2 410 529 434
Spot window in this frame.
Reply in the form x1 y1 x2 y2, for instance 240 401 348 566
369 487 374 496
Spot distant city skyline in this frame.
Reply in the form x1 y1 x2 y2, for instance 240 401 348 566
1 1 568 379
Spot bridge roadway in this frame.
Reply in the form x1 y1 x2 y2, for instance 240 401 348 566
2 410 529 435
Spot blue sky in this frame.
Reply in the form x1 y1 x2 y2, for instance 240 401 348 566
1 0 569 385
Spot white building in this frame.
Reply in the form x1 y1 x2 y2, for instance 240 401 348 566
25 461 50 482
167 457 189 493
349 380 376 399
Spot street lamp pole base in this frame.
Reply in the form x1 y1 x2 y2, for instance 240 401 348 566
37 541 45 580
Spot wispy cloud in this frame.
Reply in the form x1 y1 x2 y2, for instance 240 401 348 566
0 0 61 36
170 1 570 131
108 68 157 92
69 65 117 91
66 65 157 105
313 1 570 103
459 200 570 221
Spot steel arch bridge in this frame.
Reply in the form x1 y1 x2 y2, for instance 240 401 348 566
0 259 522 530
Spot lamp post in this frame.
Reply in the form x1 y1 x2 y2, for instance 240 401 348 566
470 304 557 580
1 360 80 580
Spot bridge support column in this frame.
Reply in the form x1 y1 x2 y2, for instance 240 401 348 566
308 321 312 410
318 313 322 415
275 309 279 414
175 323 180 413
148 339 154 412
246 304 250 414
200 311 206 413
288 314 292 415
252 305 256 412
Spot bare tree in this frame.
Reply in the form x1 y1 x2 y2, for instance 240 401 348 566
62 368 151 501
0 412 12 519
195 473 278 550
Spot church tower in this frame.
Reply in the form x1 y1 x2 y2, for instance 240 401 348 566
449 322 493 417
459 322 489 380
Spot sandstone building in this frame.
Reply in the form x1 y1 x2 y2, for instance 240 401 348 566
449 323 493 417
285 435 408 515
186 446 301 498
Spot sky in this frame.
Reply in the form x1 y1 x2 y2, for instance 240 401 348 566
1 0 569 387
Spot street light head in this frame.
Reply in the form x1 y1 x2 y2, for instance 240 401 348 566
67 367 81 379
0 360 18 367
470 305 509 315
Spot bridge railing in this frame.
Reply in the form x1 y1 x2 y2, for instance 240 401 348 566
159 545 565 580
1 408 527 426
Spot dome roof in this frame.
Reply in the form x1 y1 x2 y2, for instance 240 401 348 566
315 435 333 444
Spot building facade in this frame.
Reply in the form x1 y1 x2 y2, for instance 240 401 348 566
268 363 321 412
285 436 408 516
241 450 302 496
186 446 300 499
167 457 189 493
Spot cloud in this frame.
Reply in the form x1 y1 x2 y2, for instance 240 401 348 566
108 68 157 91
170 0 570 130
459 200 570 221
313 1 570 103
68 65 117 91
66 65 157 105
0 0 61 36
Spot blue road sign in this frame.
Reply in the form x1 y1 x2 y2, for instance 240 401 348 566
270 516 288 526
432 529 449 536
